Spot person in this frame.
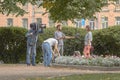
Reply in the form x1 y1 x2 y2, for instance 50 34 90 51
54 24 75 56
25 23 43 66
42 38 60 67
83 25 93 58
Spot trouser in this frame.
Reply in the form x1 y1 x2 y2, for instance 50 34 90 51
26 43 36 65
58 45 64 56
83 45 91 58
42 42 52 66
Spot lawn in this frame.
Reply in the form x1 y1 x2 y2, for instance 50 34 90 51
27 73 120 80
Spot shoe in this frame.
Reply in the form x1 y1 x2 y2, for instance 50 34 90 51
27 63 31 66
32 64 36 66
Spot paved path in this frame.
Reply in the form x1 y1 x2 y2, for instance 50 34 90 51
0 64 120 80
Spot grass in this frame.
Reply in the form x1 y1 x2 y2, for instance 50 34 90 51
27 73 120 80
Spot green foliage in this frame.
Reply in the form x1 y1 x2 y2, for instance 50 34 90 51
0 25 120 63
93 26 120 56
55 56 120 67
42 0 115 22
0 0 115 21
0 0 37 16
38 27 86 56
0 27 27 63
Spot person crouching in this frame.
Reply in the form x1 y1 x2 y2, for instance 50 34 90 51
42 38 60 67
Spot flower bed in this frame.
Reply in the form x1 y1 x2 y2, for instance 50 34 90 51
55 56 120 67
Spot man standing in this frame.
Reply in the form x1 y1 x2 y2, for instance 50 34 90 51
54 24 75 56
26 23 43 66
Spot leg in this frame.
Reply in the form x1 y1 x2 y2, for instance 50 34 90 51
83 46 88 58
42 43 47 66
58 45 63 56
83 45 91 58
31 44 36 66
47 47 52 66
26 43 32 65
61 45 64 56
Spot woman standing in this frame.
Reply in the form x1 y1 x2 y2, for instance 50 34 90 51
83 25 93 58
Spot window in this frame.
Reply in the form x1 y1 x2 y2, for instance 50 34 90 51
75 19 85 28
89 19 95 30
116 0 120 4
36 18 42 24
22 18 28 29
115 17 120 25
101 17 108 28
76 21 81 28
7 18 13 26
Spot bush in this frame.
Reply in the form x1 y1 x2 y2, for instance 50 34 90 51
55 56 120 67
93 26 120 56
0 25 120 63
38 27 86 57
0 27 27 63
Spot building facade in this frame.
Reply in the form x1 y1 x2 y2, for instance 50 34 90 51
0 3 49 29
0 1 120 29
72 0 120 30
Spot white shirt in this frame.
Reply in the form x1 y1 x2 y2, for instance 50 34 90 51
44 38 58 47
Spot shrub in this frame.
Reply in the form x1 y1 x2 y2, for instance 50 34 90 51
0 25 120 63
38 27 86 57
93 26 120 56
55 56 120 67
0 27 27 63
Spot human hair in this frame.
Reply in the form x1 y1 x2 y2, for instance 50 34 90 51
86 25 91 31
56 24 61 29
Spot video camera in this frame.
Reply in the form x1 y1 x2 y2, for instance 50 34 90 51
30 22 46 31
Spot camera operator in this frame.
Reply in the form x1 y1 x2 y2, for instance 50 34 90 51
25 23 45 66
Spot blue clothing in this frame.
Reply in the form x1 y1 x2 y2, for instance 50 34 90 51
26 28 43 66
42 42 52 66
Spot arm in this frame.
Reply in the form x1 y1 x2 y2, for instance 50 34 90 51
65 36 75 39
25 31 33 37
34 28 44 35
54 43 60 56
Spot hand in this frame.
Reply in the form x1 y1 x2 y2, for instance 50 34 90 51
30 33 33 35
58 53 61 56
75 33 80 39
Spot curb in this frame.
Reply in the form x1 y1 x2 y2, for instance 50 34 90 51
52 63 120 71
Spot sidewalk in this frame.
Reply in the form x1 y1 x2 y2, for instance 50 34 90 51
0 64 120 80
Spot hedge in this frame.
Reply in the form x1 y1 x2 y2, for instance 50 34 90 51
93 26 120 56
38 27 86 56
0 27 27 63
0 26 120 63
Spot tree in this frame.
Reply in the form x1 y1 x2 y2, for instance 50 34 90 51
0 0 115 22
0 0 37 16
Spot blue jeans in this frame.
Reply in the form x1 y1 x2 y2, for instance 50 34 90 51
26 42 36 66
42 42 52 66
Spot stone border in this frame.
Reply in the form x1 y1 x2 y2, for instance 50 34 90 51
52 63 120 71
